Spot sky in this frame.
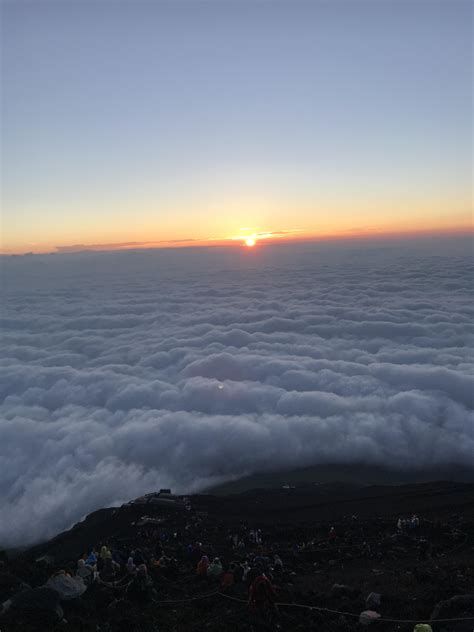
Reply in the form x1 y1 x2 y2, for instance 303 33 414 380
1 0 472 254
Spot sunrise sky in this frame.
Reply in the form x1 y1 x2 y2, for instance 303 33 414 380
1 0 472 254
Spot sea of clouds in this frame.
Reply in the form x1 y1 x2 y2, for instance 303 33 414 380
1 236 473 547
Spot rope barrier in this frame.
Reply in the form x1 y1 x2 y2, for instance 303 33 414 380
217 591 474 624
91 577 474 624
95 582 474 625
151 589 220 605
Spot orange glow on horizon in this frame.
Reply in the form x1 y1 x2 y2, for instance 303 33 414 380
1 223 472 256
2 175 472 256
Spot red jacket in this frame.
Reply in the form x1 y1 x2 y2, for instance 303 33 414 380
248 575 276 612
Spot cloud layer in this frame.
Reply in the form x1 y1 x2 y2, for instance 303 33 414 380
1 237 473 547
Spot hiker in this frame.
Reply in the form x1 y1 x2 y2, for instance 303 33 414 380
232 562 244 583
196 555 210 577
246 563 264 587
85 548 98 570
100 545 112 561
133 549 145 566
126 564 155 603
157 555 168 569
165 556 179 580
111 548 124 566
189 542 203 565
100 557 120 582
248 573 279 630
126 557 137 575
273 555 283 573
76 559 94 585
207 557 223 579
328 527 337 542
221 566 234 590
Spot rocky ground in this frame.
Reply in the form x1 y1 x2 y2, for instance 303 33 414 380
1 480 474 631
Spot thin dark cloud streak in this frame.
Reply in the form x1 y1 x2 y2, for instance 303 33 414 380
55 238 198 253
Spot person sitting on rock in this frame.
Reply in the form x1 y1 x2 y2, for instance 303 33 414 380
157 554 169 570
233 562 244 583
189 542 203 565
165 556 179 580
76 559 94 586
125 564 155 603
196 555 210 577
154 554 174 579
242 561 251 583
126 557 136 575
207 557 223 580
272 555 283 574
221 565 235 590
111 548 124 566
246 562 264 587
133 549 145 566
100 557 120 582
85 548 98 570
100 545 112 562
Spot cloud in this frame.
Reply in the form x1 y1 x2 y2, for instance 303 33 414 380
0 237 473 547
54 239 197 253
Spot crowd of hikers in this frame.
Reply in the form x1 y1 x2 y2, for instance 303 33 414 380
71 537 285 629
0 504 470 631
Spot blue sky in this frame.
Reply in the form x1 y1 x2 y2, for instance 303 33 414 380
2 0 472 252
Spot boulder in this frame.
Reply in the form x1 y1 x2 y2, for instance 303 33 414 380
431 594 474 620
46 572 87 600
10 586 64 622
331 583 360 599
359 610 381 625
366 592 381 609
0 571 30 601
35 554 54 568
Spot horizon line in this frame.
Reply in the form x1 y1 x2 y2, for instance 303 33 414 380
2 226 472 257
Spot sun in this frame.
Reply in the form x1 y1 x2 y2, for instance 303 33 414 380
245 237 256 247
